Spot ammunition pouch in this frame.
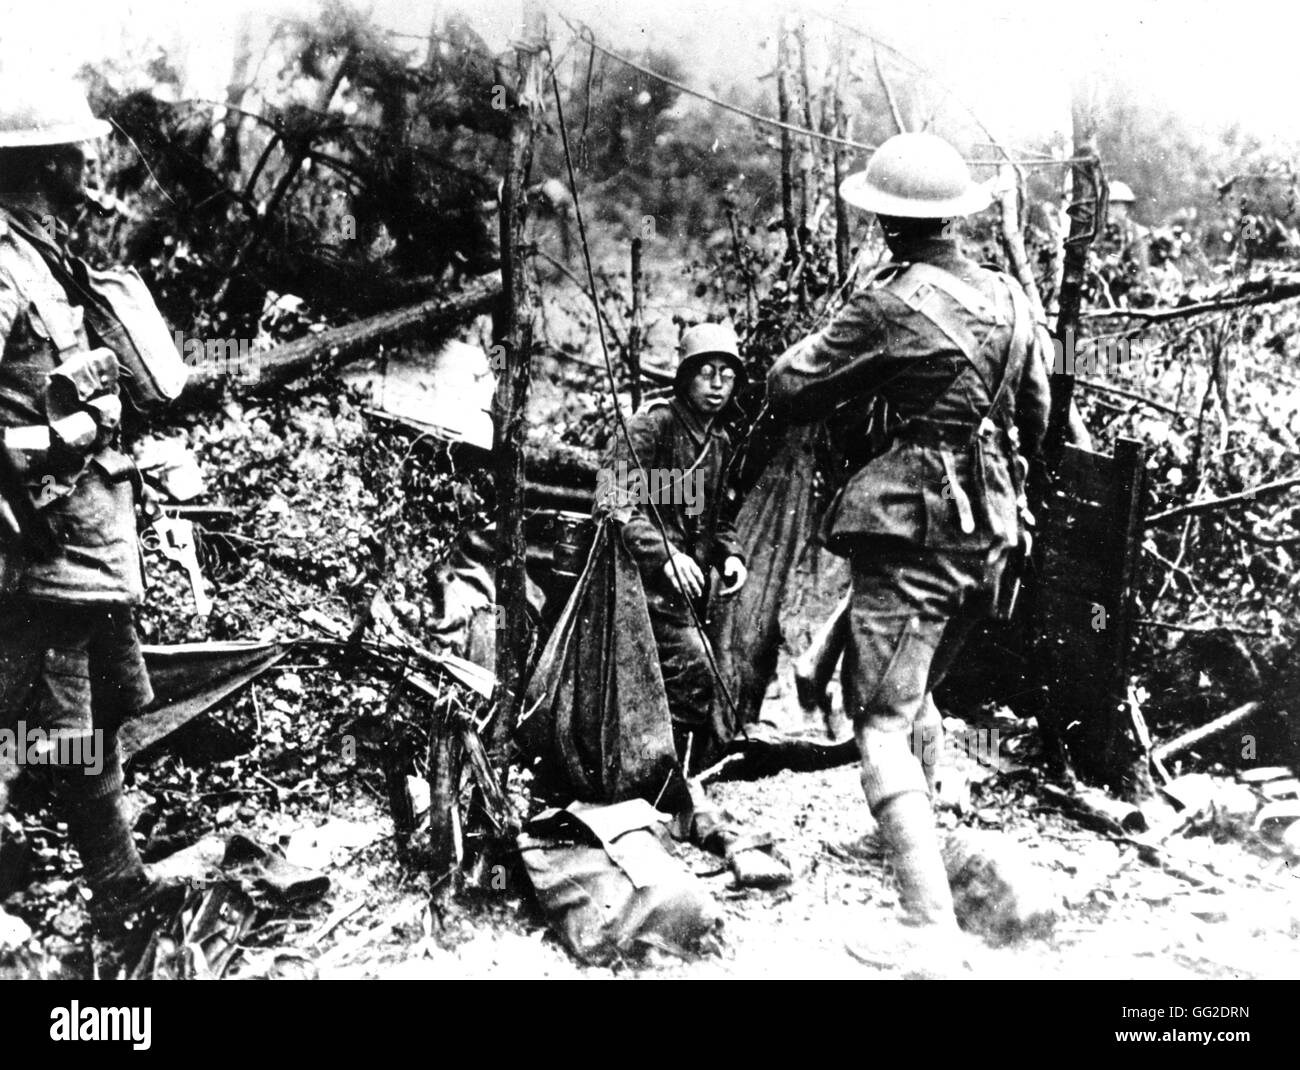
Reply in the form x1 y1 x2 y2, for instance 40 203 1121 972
45 345 119 414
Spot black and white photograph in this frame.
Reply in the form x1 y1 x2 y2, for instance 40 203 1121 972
0 0 1294 1024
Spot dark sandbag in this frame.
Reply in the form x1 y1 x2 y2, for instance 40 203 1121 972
517 520 678 803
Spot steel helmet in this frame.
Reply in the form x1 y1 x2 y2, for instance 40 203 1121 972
839 132 990 219
1108 180 1136 205
677 322 744 387
639 323 745 387
0 67 111 149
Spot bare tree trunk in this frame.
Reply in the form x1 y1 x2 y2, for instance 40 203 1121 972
996 164 1046 324
221 14 254 178
776 23 798 263
1048 81 1104 463
490 3 545 756
832 50 851 284
796 24 815 247
629 236 644 411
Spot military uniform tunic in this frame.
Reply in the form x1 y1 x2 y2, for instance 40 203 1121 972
598 397 744 769
768 235 1050 807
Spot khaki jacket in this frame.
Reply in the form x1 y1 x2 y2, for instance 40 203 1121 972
767 237 1051 555
0 209 142 604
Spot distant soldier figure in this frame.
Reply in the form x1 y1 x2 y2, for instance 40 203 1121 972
599 323 748 772
1098 179 1152 304
769 133 1051 973
0 68 183 943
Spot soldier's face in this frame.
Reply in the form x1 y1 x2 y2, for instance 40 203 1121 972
45 142 95 215
685 361 736 417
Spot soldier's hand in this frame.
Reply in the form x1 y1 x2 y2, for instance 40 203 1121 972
719 555 747 597
664 551 705 600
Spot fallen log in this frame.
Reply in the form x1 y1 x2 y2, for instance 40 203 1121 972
185 275 502 394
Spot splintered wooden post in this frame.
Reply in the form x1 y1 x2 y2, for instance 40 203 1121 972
427 694 460 904
491 4 544 754
629 236 644 411
1048 81 1101 462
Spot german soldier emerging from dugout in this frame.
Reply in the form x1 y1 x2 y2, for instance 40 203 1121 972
600 324 749 772
768 133 1051 970
0 68 184 946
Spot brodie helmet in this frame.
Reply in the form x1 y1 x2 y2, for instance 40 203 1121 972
839 132 990 219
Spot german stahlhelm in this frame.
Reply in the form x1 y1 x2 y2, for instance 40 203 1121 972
0 67 111 149
641 323 746 388
1108 180 1136 205
839 132 990 218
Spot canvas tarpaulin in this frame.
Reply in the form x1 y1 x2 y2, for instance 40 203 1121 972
708 422 841 735
120 641 290 761
518 519 678 804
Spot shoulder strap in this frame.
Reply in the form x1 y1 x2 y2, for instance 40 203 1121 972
979 278 1031 434
891 261 1006 324
0 218 83 361
887 262 1033 435
884 262 1008 393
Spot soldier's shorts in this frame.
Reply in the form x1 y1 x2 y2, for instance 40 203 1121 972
843 538 1009 737
0 598 153 801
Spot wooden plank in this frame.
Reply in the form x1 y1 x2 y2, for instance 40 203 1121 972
1053 444 1114 504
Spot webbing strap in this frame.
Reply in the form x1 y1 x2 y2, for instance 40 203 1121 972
885 262 1028 433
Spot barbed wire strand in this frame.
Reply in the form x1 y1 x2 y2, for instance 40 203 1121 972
548 5 1084 168
546 59 745 740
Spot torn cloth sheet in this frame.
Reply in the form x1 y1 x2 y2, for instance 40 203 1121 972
708 423 824 734
120 641 289 761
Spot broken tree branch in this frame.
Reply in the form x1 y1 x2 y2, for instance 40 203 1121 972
1144 475 1300 526
1074 376 1189 419
1083 276 1300 323
1151 700 1263 766
871 42 906 134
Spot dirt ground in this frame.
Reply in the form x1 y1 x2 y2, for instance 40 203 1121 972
313 680 1300 981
